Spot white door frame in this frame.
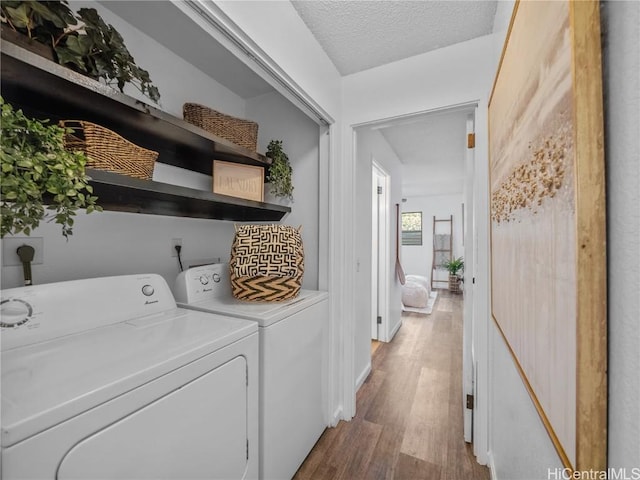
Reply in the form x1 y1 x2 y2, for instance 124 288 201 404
371 160 390 342
343 101 490 466
463 111 476 442
178 4 491 462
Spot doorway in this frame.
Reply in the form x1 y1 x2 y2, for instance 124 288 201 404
371 160 390 342
354 102 482 455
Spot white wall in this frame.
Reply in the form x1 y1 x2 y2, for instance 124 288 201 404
342 33 498 454
490 326 562 479
215 0 341 121
599 0 639 471
212 0 346 423
353 128 403 388
401 194 464 285
71 1 247 119
488 1 640 477
1 2 320 292
246 91 321 289
1 2 246 289
342 34 497 126
1 213 236 289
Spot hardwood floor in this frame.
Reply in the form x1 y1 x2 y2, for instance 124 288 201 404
294 290 490 480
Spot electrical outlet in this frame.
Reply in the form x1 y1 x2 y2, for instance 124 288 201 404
2 237 44 266
171 238 182 257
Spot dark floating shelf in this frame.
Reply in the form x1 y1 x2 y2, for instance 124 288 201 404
0 40 271 176
1 40 290 222
86 169 290 222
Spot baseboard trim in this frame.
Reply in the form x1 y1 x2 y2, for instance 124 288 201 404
388 317 402 342
355 362 372 391
330 406 343 427
488 450 497 480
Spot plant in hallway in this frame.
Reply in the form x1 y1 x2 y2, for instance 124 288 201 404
265 139 294 202
442 256 464 293
0 1 160 103
1 97 102 239
442 256 464 276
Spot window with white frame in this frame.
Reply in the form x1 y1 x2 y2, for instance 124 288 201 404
401 212 422 246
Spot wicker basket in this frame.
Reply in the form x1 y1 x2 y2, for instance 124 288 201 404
60 120 158 180
229 224 304 302
183 103 258 152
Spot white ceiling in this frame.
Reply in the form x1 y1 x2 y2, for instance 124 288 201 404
291 0 498 76
377 108 471 196
291 0 496 197
103 1 495 197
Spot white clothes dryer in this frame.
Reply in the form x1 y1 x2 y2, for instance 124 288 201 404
174 264 329 480
1 274 258 480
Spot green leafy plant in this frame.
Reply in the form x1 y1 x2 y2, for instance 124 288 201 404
266 139 293 202
1 97 101 239
442 256 464 276
0 1 160 103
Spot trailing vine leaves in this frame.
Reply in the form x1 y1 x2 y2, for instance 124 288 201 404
1 97 102 239
266 140 294 201
0 1 76 45
0 1 160 103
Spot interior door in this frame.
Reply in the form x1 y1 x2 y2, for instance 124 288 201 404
371 161 389 341
462 112 476 443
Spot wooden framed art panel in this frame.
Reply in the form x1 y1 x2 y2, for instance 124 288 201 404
488 0 606 471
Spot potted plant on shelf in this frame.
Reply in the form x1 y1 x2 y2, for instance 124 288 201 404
1 97 101 239
265 139 294 203
0 1 160 103
442 256 464 293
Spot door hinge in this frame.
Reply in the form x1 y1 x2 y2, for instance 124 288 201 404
466 394 474 410
377 186 383 194
467 133 475 149
377 316 382 324
247 439 249 460
472 277 475 284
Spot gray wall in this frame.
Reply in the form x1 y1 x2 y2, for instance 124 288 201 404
489 1 640 477
354 127 404 387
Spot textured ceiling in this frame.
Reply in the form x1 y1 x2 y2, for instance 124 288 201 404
377 109 471 195
291 0 498 75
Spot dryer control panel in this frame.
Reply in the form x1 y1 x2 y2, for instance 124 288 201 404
174 264 231 304
0 274 176 351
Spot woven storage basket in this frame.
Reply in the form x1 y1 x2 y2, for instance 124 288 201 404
229 224 304 302
183 103 258 152
60 120 158 180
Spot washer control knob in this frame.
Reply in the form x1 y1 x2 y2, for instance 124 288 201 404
0 299 32 328
199 275 209 285
212 273 221 283
141 285 155 297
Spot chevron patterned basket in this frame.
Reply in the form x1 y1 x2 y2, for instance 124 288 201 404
229 224 304 302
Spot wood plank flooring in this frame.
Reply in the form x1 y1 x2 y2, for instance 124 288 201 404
294 291 490 480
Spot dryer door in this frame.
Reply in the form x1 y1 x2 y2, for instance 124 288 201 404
57 356 248 479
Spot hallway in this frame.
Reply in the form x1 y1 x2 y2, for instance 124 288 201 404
294 291 490 480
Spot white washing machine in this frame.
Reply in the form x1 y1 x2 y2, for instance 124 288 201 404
174 264 329 480
1 274 259 480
